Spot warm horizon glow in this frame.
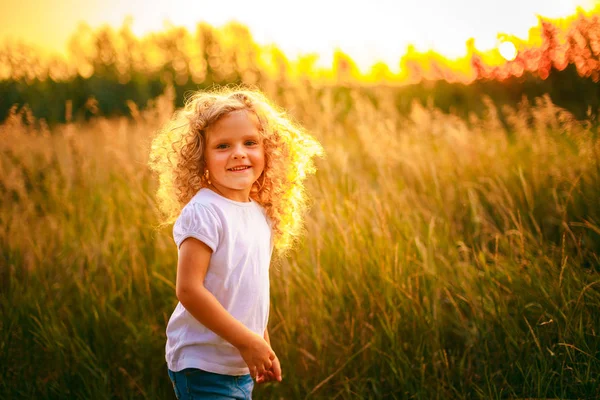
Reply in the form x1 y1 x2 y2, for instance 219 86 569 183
0 0 596 72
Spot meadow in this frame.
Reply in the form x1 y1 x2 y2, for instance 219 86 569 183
1 85 599 399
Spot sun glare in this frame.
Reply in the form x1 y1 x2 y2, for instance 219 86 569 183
498 41 517 61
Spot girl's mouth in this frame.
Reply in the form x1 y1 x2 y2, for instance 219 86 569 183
228 166 251 172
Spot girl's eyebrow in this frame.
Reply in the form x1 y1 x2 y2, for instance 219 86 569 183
209 134 260 145
214 133 259 141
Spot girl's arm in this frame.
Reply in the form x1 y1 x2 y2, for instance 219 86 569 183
176 237 276 378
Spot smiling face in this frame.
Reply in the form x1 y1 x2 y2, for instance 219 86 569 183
204 110 265 202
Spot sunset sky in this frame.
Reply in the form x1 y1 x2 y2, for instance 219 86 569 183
0 0 596 71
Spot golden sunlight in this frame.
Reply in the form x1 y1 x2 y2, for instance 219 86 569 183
498 41 517 61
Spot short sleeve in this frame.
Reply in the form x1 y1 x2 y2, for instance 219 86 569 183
173 203 221 251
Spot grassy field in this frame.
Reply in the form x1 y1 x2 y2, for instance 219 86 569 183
1 86 599 399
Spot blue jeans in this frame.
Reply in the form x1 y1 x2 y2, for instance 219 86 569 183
168 368 254 399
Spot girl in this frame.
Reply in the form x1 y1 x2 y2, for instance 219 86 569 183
149 87 323 399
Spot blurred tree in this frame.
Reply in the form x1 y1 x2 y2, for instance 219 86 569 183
367 61 395 83
222 22 261 85
333 49 359 84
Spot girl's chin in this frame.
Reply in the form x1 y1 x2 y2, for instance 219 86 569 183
215 182 255 192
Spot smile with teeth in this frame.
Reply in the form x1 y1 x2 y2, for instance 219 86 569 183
228 166 251 171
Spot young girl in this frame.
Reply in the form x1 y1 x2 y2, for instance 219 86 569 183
149 87 323 399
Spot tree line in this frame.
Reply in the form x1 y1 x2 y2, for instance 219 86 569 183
1 9 600 125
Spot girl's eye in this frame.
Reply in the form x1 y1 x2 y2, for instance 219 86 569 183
245 141 258 146
216 144 229 149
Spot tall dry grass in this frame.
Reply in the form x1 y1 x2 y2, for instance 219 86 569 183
1 85 599 399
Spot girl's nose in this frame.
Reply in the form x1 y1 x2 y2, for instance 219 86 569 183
232 146 247 159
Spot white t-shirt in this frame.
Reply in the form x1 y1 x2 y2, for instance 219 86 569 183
165 188 273 375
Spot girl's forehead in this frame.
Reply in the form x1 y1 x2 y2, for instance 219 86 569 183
207 110 261 140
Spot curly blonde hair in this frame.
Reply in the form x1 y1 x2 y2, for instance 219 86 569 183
149 86 323 253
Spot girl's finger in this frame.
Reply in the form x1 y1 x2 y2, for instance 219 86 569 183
272 360 282 381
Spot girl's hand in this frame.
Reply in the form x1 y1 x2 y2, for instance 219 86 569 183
237 333 276 380
256 355 282 384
